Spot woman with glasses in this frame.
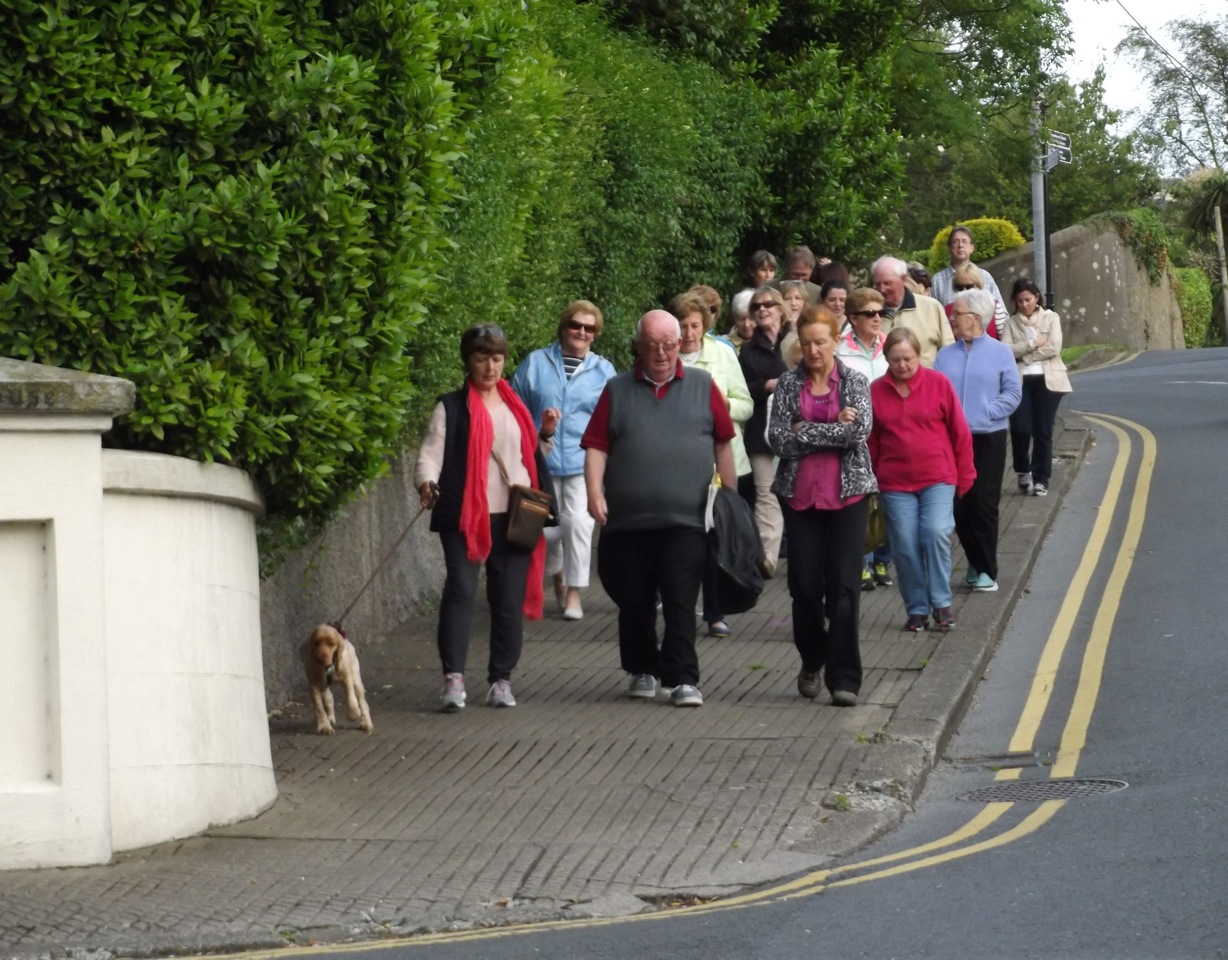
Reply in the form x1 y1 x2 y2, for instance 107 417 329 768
946 263 1001 339
768 305 877 706
836 288 892 591
671 292 753 638
417 324 561 711
739 285 789 575
511 301 616 622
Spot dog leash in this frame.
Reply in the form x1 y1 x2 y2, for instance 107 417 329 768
331 502 429 636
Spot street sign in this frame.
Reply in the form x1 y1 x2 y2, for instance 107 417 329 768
1049 130 1071 149
1044 146 1072 171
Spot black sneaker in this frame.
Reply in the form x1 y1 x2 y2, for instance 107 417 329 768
797 669 820 699
903 613 929 632
932 606 956 631
873 561 893 586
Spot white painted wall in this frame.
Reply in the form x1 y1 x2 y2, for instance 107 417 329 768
0 414 114 868
103 450 277 851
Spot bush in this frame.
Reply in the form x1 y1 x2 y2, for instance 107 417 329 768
1174 267 1213 348
927 218 1027 274
0 0 524 538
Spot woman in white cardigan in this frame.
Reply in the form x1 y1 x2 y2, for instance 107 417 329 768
999 279 1072 497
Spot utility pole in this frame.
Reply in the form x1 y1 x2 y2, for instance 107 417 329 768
1031 98 1072 311
1031 100 1047 297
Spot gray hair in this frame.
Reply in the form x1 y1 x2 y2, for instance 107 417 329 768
951 288 996 327
871 256 909 280
729 288 754 320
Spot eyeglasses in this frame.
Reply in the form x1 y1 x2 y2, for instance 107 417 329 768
751 301 778 311
641 339 680 354
850 309 884 318
953 283 978 291
566 320 597 336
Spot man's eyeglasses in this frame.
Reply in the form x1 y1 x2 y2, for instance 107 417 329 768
850 309 884 318
566 320 597 336
641 339 680 354
751 301 778 311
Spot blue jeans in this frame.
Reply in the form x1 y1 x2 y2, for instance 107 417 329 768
880 485 956 615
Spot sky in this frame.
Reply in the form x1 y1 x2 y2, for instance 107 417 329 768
1063 0 1219 119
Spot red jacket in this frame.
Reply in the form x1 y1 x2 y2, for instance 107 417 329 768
868 366 976 496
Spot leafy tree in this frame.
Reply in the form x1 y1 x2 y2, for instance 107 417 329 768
1119 15 1228 174
586 0 910 263
1179 168 1228 341
897 69 1158 249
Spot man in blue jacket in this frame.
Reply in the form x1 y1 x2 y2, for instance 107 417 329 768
935 289 1022 594
512 301 616 621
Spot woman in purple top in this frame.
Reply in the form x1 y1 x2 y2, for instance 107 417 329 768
767 305 878 707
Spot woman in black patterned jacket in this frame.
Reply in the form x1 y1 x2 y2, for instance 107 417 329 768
768 305 877 707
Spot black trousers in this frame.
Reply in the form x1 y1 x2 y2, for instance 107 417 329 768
1010 374 1064 486
437 516 531 683
780 497 869 695
597 527 707 687
954 430 1008 581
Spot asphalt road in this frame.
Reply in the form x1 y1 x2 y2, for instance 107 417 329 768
224 349 1228 960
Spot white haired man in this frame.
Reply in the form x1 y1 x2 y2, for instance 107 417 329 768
872 256 954 368
582 310 737 708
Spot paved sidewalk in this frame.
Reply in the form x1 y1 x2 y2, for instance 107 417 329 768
1 422 1089 960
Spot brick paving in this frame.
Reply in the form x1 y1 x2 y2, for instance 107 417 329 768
0 423 1088 960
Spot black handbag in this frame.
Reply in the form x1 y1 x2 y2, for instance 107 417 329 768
492 448 553 551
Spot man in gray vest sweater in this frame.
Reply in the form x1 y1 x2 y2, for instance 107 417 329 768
582 310 737 707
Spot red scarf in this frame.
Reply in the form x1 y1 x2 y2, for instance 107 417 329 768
458 378 546 619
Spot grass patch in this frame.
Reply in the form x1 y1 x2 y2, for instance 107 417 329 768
1062 342 1127 367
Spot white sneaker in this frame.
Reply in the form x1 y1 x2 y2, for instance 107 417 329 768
1017 472 1032 494
486 679 516 707
1032 483 1048 497
671 684 703 707
441 672 466 712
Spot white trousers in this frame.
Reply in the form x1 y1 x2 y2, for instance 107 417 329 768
544 474 595 588
750 452 783 568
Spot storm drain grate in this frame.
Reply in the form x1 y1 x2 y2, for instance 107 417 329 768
956 777 1128 803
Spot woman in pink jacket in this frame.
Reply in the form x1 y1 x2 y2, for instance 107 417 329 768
869 327 976 633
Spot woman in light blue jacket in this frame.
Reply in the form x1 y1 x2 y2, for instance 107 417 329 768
512 301 616 621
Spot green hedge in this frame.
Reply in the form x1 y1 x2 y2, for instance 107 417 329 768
1 0 911 564
0 0 522 534
1174 266 1212 348
927 219 1027 274
412 0 771 393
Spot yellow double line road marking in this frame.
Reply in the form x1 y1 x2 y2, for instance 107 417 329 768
217 414 1155 956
